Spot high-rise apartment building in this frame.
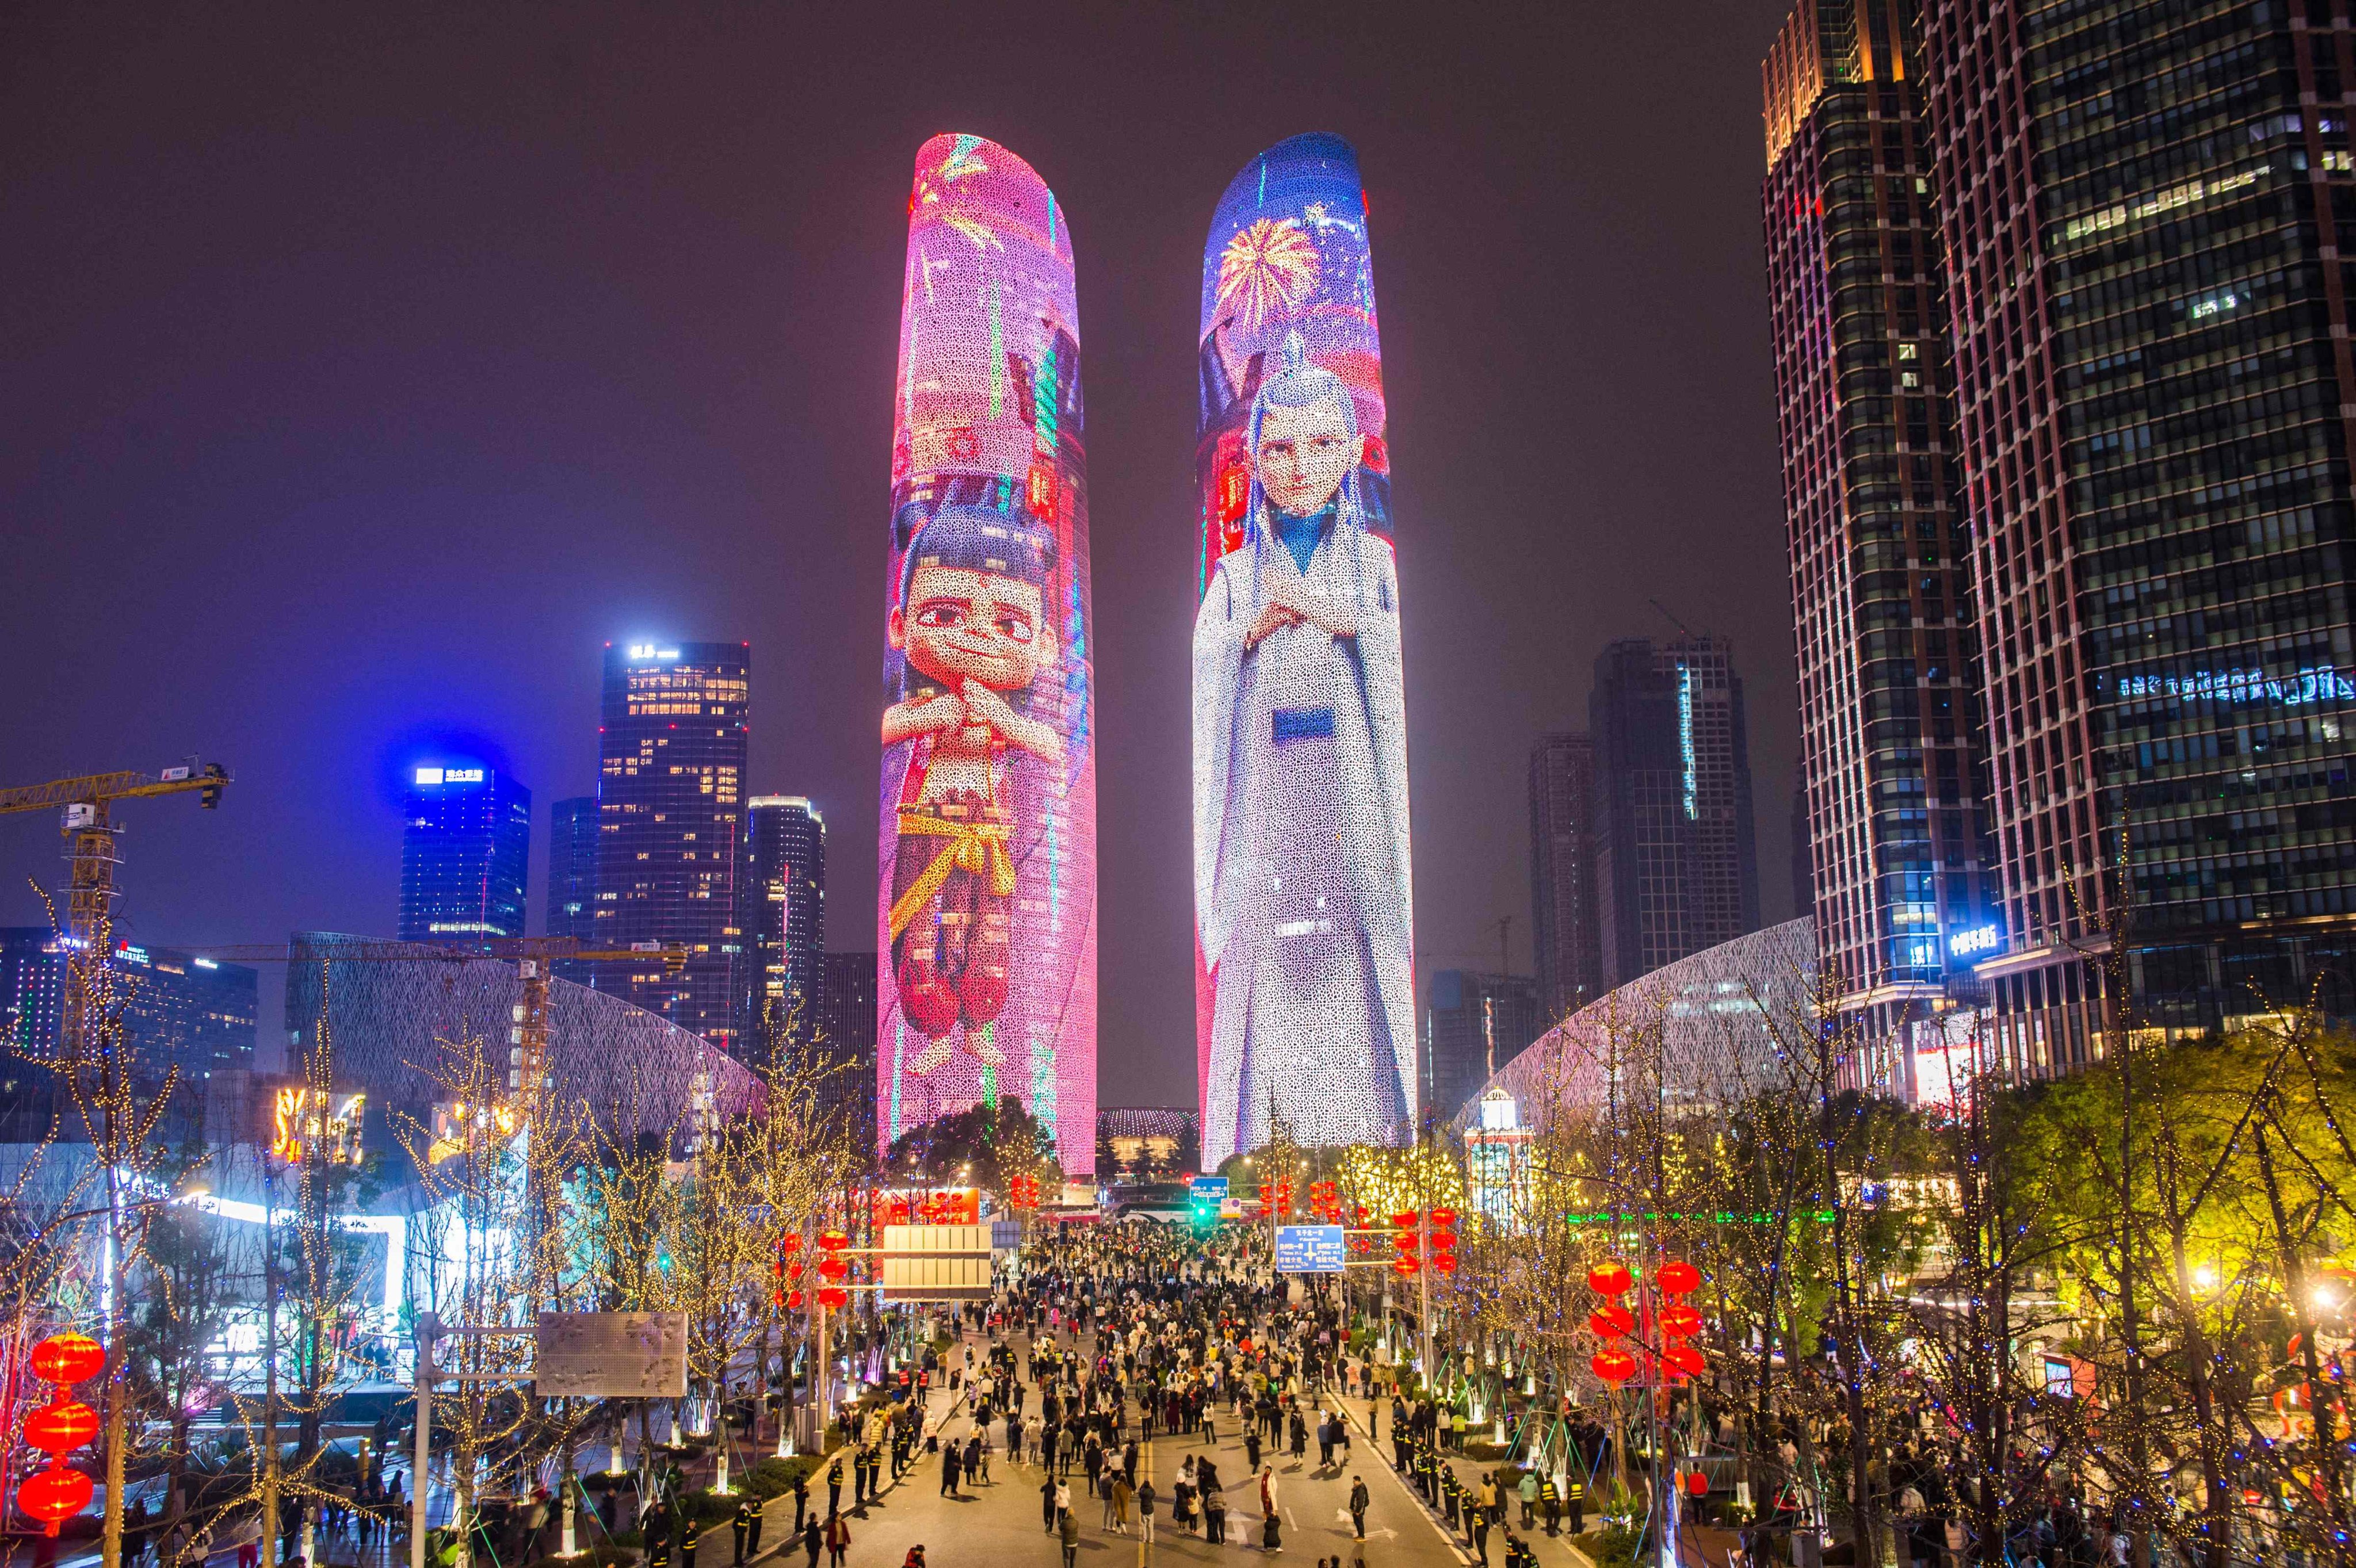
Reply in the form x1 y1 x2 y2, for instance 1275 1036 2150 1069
591 640 751 1055
820 951 879 1156
1762 0 1999 1066
1590 637 1762 987
399 763 531 942
1420 970 1542 1127
742 797 826 1074
1528 733 1603 1024
546 796 598 954
1913 0 2356 1066
0 931 257 1135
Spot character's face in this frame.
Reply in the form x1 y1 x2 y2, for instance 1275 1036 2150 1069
889 565 1056 690
1253 395 1364 518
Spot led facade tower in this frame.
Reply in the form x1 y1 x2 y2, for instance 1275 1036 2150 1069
1194 133 1415 1167
876 135 1095 1173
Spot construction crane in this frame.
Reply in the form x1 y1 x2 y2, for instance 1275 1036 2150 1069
0 762 231 1058
187 936 689 1106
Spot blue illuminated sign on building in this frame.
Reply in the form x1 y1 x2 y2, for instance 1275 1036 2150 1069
1274 1224 1346 1275
2113 666 2356 705
413 766 485 786
1949 923 2004 959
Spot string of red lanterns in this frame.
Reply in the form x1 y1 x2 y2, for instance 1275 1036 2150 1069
18 1332 101 1536
1585 1257 1707 1389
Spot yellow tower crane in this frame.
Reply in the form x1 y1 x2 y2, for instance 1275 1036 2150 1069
0 762 231 1058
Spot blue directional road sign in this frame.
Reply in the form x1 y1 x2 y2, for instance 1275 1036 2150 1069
1274 1224 1347 1275
1190 1176 1228 1204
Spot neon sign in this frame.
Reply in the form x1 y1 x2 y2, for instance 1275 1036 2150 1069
1949 924 2004 958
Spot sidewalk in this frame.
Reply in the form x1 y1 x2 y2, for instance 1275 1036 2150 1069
1328 1388 1600 1568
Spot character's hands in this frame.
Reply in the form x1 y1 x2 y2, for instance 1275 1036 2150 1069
1245 601 1304 649
881 691 966 745
908 691 968 732
959 679 1019 734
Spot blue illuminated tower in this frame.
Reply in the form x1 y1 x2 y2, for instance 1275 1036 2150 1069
399 763 532 942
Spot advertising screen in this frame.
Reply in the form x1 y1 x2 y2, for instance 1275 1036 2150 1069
1193 133 1416 1168
877 135 1097 1174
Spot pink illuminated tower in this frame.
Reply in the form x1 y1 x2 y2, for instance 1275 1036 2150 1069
876 135 1095 1175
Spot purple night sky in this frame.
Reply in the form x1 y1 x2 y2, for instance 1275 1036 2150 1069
2 0 1796 1105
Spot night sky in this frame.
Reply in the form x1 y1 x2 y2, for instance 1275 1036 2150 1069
2 1 1798 1107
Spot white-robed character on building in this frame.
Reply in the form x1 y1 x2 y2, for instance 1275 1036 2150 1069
1194 331 1415 1165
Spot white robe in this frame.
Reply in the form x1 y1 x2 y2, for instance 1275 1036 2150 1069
1193 517 1415 1168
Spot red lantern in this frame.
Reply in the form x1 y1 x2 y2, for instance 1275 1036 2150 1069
1586 1261 1632 1297
1658 1260 1701 1296
1659 1303 1702 1338
817 1259 849 1282
1588 1305 1634 1338
19 1465 92 1535
816 1287 849 1309
24 1397 97 1454
1685 1471 1709 1497
1590 1348 1636 1386
1432 1253 1458 1275
1664 1344 1706 1379
785 1290 805 1310
30 1333 102 1387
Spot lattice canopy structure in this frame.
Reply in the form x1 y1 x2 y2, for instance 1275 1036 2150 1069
1450 918 1820 1132
285 933 763 1141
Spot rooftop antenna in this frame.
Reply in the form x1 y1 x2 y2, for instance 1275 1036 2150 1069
1648 598 1694 637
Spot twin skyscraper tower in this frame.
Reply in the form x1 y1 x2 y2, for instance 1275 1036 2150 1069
875 133 1417 1176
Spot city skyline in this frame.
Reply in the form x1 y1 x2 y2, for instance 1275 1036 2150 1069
2 2 1808 1107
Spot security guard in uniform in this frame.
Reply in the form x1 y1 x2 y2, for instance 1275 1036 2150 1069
1539 1471 1562 1536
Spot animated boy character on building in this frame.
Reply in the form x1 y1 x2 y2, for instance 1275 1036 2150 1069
882 500 1065 1074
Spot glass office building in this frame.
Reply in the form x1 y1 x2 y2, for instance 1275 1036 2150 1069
1589 636 1763 988
742 796 826 1074
546 794 598 962
1918 0 2356 1062
1761 0 2000 1079
398 763 531 942
591 640 751 1055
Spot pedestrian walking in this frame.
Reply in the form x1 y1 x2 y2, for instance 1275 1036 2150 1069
1137 1479 1158 1545
799 1518 819 1568
940 1441 961 1498
823 1513 850 1568
1057 1508 1080 1568
1565 1472 1587 1535
1349 1475 1369 1540
1518 1468 1538 1528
